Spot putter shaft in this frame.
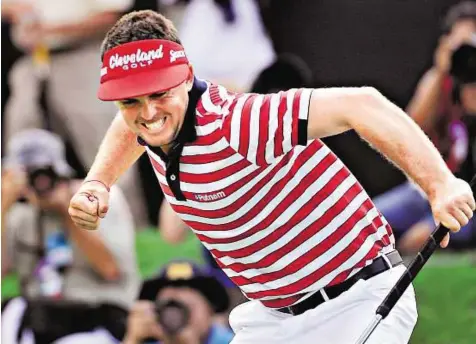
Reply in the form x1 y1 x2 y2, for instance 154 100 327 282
356 314 382 344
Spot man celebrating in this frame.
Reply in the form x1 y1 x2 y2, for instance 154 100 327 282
69 10 475 343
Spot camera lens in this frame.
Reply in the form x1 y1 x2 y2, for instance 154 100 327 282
28 166 58 195
155 300 190 336
450 43 476 83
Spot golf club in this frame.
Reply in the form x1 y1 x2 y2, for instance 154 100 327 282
356 175 476 344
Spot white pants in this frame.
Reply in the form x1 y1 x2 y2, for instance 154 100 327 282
229 265 418 344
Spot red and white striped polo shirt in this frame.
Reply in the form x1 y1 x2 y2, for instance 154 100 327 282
146 79 395 308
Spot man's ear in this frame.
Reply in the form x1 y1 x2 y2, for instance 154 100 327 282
186 64 194 91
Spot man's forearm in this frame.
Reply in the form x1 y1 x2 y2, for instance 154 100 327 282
86 114 145 187
349 91 453 201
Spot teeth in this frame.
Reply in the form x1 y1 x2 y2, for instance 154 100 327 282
146 118 165 131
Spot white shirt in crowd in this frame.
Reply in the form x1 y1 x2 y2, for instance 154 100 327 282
176 0 276 91
6 0 133 49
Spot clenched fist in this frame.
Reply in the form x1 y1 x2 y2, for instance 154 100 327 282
68 180 110 230
428 177 476 248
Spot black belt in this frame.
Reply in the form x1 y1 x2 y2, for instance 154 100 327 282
276 250 403 316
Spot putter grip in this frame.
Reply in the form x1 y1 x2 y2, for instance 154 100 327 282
376 175 476 319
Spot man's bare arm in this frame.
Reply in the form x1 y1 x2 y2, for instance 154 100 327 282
86 113 145 188
306 87 453 201
69 113 144 228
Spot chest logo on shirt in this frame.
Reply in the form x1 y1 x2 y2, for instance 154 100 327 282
195 191 226 202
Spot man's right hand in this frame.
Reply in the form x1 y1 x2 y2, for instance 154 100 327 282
68 180 110 230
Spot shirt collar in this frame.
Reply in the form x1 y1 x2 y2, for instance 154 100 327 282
137 77 207 159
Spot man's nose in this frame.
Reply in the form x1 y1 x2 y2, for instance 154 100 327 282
141 100 159 121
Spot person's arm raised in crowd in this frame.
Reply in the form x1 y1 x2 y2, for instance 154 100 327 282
25 1 132 42
1 2 34 22
69 114 144 230
407 23 476 131
40 11 123 41
405 67 446 131
307 86 475 246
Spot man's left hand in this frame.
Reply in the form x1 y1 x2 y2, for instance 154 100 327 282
428 177 476 247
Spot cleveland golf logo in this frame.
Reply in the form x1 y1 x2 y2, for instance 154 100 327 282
109 45 164 70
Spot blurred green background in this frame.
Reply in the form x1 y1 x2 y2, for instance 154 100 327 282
2 230 475 344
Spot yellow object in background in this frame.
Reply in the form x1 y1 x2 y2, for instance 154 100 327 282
32 44 51 78
33 44 50 66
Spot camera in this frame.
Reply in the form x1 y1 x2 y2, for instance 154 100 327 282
155 299 190 336
450 35 476 83
27 166 60 196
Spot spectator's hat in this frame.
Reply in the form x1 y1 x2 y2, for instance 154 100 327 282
4 129 74 177
139 260 230 313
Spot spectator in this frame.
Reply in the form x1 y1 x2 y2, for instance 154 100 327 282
1 129 139 343
158 202 246 328
123 260 234 344
2 0 147 227
175 0 276 92
373 1 476 254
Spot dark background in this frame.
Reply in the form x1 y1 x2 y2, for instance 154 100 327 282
1 0 463 223
263 0 461 196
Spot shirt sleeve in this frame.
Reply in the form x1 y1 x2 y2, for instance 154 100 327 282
222 88 313 166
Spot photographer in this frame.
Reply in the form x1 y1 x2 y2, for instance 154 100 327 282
158 201 246 328
373 1 476 254
123 260 234 344
1 129 139 343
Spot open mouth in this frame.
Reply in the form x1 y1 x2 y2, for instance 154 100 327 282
142 117 166 132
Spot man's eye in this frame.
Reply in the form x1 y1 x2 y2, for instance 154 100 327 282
150 92 167 99
121 99 138 106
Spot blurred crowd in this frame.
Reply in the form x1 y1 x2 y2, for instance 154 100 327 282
1 0 476 343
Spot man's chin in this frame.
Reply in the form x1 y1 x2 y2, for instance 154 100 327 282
142 134 174 148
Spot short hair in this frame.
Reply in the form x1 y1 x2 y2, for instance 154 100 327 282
442 1 476 33
100 10 181 61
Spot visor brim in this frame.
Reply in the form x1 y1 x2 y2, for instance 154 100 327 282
98 64 190 101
